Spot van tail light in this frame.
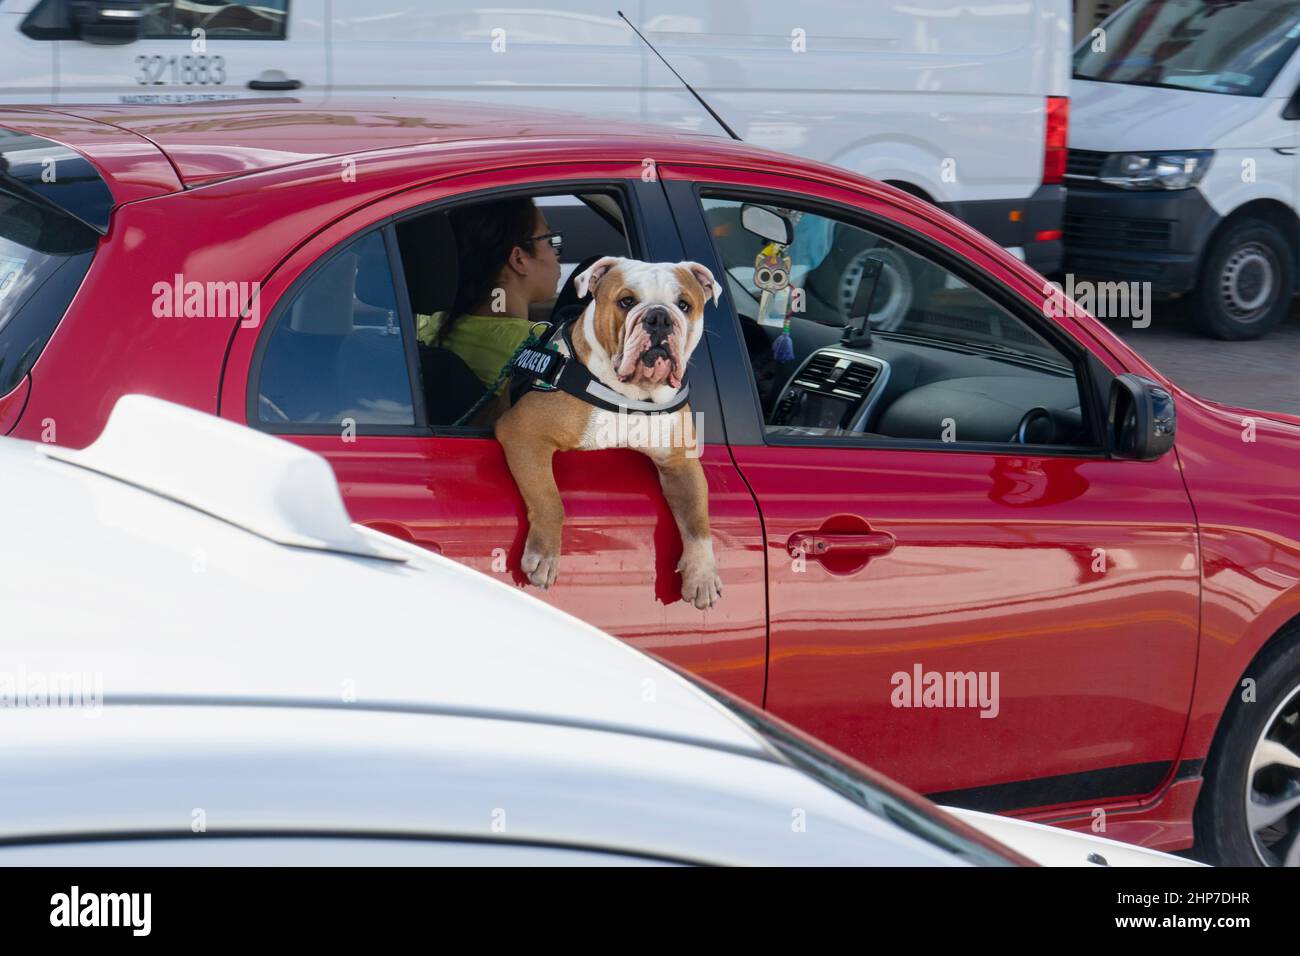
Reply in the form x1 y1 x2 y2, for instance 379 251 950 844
1043 96 1069 185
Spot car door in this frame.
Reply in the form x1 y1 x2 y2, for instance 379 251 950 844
662 165 1200 812
28 0 327 104
221 168 768 705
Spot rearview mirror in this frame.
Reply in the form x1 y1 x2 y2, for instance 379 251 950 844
1107 373 1175 460
740 204 793 246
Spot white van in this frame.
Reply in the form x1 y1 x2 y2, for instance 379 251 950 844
1069 0 1300 339
0 0 1070 274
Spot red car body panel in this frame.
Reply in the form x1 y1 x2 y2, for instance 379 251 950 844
7 101 1300 852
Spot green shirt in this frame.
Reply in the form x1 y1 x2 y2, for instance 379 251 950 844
417 311 533 394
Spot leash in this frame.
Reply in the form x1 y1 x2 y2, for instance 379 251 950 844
451 321 550 427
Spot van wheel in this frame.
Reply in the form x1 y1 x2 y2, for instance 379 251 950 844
1194 630 1300 865
1188 219 1293 340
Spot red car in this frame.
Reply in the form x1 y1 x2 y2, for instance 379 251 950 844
2 101 1297 867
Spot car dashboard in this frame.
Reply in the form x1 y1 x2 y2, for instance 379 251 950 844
755 317 1086 445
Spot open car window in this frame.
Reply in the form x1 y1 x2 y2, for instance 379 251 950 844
701 195 1095 449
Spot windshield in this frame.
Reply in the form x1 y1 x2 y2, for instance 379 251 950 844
672 665 1022 866
1074 0 1300 97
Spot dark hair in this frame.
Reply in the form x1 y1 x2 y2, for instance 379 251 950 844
439 197 539 345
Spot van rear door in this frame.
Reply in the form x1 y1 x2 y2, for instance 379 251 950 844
18 0 327 105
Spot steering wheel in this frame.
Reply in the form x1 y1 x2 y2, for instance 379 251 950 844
1009 406 1052 444
258 394 290 424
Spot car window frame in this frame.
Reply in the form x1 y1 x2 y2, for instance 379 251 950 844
245 178 663 439
664 176 1111 459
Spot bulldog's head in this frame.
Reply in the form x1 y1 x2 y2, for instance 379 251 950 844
573 256 722 393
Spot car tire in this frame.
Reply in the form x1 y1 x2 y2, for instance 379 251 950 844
1188 218 1293 340
1194 626 1300 866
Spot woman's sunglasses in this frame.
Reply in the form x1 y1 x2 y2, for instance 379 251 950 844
526 231 563 256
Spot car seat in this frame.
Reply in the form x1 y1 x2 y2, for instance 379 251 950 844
395 212 489 425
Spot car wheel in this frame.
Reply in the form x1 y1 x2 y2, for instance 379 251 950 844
1194 629 1300 865
1188 218 1293 340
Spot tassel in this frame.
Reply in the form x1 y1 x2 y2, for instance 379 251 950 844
772 317 794 362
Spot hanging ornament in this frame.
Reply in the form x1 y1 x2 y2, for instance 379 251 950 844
754 242 792 330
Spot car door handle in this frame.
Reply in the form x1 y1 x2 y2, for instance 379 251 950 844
248 77 303 91
787 530 896 559
359 520 439 554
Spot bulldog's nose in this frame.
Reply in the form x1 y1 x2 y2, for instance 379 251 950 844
641 306 672 341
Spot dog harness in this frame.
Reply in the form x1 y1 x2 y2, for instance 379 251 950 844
509 309 692 415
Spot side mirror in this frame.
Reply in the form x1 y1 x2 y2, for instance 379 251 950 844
71 0 143 44
740 203 793 246
1107 373 1175 460
23 0 142 45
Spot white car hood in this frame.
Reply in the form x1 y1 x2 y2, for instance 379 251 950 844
1070 78 1275 152
945 807 1205 867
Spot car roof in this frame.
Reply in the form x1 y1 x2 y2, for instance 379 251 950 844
0 396 766 758
0 98 750 190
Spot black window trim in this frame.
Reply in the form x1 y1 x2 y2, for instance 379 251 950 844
246 178 652 438
670 178 1114 459
382 223 427 430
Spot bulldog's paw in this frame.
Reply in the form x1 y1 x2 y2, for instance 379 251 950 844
679 556 722 610
521 541 560 590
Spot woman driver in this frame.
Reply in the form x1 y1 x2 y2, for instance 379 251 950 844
419 197 562 404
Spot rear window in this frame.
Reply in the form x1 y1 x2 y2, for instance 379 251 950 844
0 192 97 396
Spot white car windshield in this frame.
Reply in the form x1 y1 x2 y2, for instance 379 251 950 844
1074 0 1300 97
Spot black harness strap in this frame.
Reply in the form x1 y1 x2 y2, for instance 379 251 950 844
509 311 691 414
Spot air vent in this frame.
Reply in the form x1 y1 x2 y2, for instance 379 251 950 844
801 354 839 381
838 362 879 393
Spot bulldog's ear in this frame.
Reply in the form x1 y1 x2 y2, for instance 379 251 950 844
684 261 723 307
573 256 623 299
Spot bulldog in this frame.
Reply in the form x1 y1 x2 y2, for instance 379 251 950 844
494 255 723 609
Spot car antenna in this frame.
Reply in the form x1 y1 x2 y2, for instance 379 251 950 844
616 10 742 142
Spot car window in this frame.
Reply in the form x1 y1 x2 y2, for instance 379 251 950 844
257 230 416 427
0 192 97 397
393 190 635 430
142 0 289 39
701 195 1093 448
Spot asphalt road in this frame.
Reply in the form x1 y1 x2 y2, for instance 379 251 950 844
1098 300 1300 416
